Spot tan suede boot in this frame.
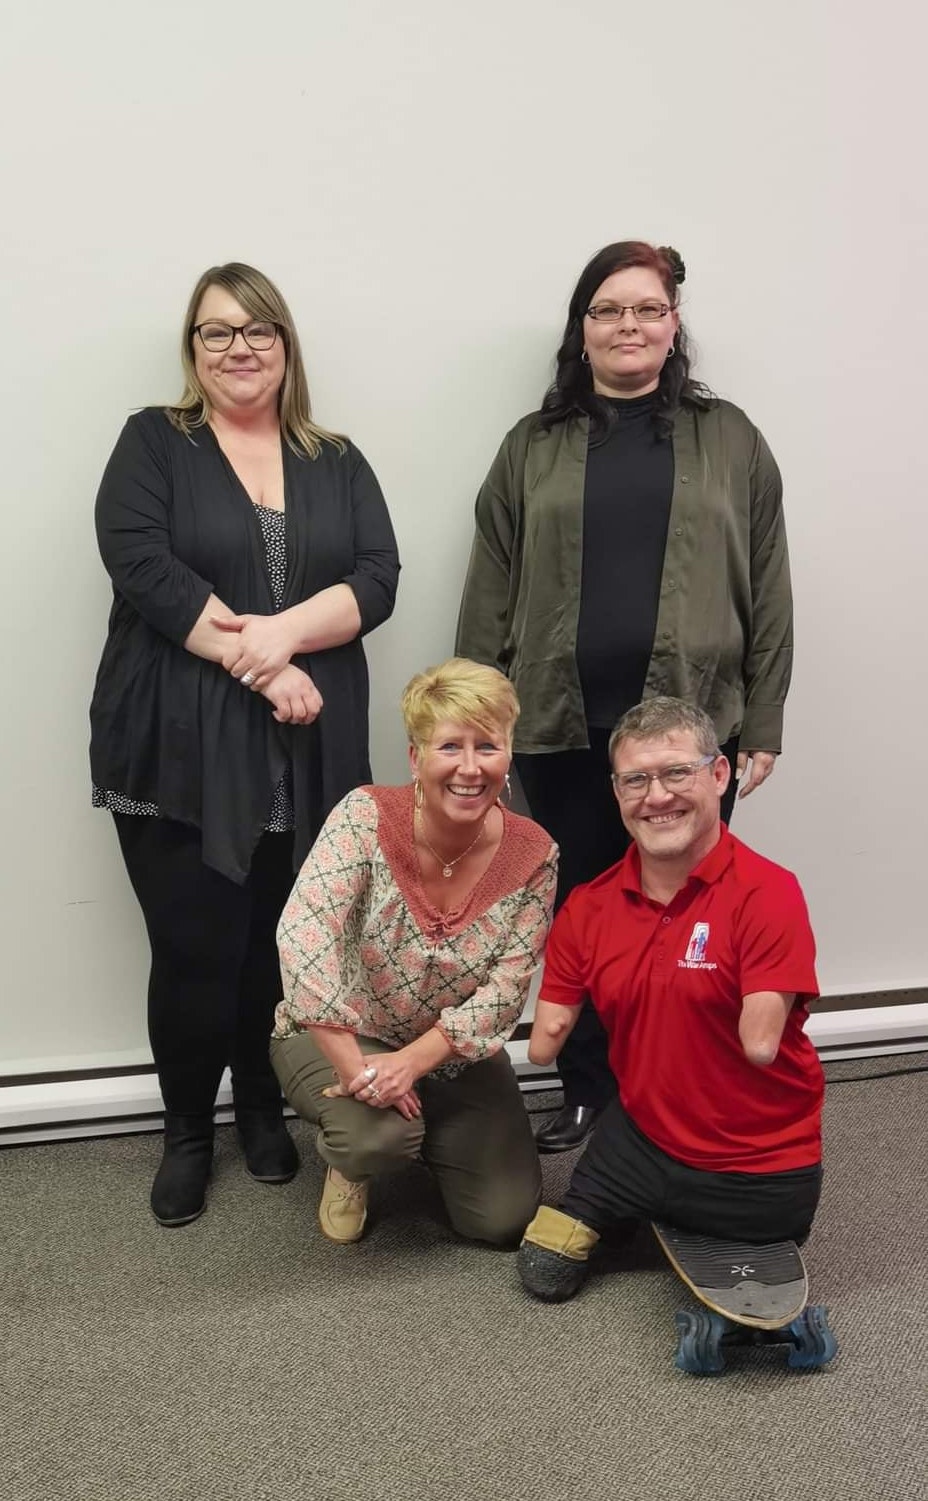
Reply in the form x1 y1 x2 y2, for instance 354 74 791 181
318 1166 369 1243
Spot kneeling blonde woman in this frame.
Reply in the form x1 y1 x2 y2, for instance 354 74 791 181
271 658 557 1244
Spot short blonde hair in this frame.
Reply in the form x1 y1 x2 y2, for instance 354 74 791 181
165 262 344 459
402 658 519 751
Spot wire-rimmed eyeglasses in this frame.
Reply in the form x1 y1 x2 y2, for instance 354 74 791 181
586 301 671 323
193 320 280 352
611 753 718 800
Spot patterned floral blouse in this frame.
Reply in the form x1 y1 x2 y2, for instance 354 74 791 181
274 784 557 1070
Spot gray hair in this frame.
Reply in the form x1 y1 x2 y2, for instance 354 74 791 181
608 697 721 764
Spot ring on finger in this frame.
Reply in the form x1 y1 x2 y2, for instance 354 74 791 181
241 671 255 687
363 1065 377 1082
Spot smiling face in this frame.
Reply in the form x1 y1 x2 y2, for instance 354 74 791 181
410 719 511 836
192 284 286 420
583 265 679 397
612 729 729 870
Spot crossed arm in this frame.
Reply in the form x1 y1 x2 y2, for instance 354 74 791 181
97 421 398 724
528 990 796 1070
206 584 361 693
185 593 325 723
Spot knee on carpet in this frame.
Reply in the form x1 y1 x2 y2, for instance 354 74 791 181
449 1193 540 1248
517 1206 600 1302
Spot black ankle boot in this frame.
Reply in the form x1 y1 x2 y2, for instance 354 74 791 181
235 1107 299 1184
150 1113 214 1227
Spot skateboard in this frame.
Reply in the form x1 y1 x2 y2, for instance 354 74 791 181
652 1222 838 1375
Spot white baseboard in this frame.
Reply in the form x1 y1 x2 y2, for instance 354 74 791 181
2 1005 926 1147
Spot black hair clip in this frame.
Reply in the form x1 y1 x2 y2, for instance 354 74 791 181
659 246 686 285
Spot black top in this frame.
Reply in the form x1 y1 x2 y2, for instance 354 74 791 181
90 409 400 883
575 392 675 728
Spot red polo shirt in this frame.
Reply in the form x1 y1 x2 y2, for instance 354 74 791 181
541 829 823 1172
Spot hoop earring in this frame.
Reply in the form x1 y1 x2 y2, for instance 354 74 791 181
666 344 676 358
499 773 513 806
581 350 590 365
413 778 424 810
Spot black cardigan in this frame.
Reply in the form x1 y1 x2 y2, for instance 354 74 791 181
90 409 400 882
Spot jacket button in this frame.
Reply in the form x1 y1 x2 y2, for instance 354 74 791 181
675 527 683 536
680 475 689 484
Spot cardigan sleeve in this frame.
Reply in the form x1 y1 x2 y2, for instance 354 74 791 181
455 423 526 672
741 426 793 752
94 413 214 646
434 848 557 1061
273 789 379 1036
340 444 400 635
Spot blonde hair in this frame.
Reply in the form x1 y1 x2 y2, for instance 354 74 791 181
165 262 344 459
402 658 520 751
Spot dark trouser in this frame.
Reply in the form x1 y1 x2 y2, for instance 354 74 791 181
515 728 739 1110
562 1099 821 1244
113 814 296 1115
271 1031 542 1245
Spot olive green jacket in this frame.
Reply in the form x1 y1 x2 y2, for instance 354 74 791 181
455 399 792 755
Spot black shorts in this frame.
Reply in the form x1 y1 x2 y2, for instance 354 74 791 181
561 1099 822 1244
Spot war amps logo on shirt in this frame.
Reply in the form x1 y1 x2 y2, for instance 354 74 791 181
678 921 717 970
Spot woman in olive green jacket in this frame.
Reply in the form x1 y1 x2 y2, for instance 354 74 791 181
455 240 793 1150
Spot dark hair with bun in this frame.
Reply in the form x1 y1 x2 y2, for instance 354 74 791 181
539 240 712 440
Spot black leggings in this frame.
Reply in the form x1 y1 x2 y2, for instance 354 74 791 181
562 1100 822 1244
515 728 739 1109
113 815 296 1115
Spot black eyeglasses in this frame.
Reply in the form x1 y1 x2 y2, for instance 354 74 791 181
193 320 280 352
586 301 671 323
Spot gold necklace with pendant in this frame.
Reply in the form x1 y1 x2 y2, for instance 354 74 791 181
416 810 487 878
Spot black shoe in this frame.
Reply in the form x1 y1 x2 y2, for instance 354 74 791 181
534 1105 599 1154
151 1113 214 1227
235 1109 299 1184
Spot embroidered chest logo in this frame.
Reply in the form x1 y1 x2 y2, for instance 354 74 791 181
678 921 718 971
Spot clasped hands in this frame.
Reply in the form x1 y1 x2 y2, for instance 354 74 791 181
212 612 322 725
322 1056 422 1121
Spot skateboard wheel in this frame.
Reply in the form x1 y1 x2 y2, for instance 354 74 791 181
785 1304 838 1369
673 1308 728 1375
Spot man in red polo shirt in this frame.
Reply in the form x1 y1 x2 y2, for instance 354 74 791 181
518 697 824 1303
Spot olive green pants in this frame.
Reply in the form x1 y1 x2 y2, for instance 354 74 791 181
270 1032 541 1245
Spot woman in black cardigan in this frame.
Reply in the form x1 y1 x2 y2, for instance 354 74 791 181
90 262 400 1227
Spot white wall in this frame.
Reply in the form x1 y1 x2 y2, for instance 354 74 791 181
2 0 925 1074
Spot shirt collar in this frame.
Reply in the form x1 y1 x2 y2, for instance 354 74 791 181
618 825 735 898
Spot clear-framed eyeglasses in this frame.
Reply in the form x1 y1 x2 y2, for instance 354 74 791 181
193 320 280 352
586 301 671 323
611 753 718 800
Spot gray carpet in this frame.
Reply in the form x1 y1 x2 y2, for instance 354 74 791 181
2 1064 926 1501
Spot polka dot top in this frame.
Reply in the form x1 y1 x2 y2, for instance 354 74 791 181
93 502 295 832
